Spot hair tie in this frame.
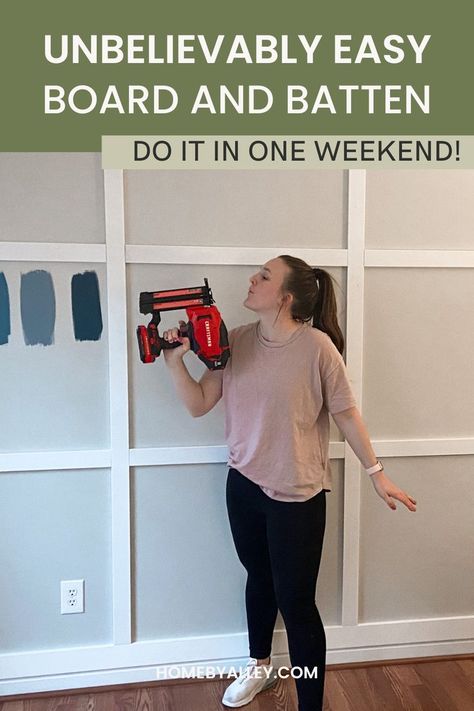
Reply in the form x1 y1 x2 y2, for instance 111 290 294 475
313 267 322 280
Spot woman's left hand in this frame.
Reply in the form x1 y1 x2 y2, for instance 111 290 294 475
370 472 417 512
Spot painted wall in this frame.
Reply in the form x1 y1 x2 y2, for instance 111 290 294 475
0 155 473 692
0 468 112 651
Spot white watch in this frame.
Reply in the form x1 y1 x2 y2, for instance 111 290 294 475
365 460 384 475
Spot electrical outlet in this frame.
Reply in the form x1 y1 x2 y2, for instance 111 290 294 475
60 579 85 614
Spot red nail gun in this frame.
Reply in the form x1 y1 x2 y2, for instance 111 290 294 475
137 278 230 370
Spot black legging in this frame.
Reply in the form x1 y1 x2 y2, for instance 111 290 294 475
226 467 327 711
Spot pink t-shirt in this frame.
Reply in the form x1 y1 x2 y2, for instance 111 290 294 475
222 321 357 502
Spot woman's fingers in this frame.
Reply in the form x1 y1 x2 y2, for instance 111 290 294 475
162 321 188 342
163 328 179 342
392 489 417 511
399 491 417 510
178 320 188 335
372 474 417 512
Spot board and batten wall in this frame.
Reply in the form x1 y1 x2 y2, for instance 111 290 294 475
0 155 473 695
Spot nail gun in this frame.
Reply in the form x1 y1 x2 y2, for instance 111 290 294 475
137 278 230 370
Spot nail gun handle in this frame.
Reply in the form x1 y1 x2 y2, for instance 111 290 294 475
160 340 182 349
159 327 188 349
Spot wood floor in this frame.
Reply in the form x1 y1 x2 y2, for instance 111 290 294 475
1 656 473 711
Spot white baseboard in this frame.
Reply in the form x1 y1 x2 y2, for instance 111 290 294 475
1 621 473 697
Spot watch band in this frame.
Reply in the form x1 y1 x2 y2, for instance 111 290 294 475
366 460 384 475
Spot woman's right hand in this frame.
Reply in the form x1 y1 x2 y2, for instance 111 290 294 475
162 320 191 366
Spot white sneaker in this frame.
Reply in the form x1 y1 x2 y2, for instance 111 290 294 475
222 658 278 708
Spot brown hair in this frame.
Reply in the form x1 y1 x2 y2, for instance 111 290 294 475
278 254 345 355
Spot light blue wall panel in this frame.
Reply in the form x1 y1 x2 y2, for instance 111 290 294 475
124 169 347 248
132 463 246 641
0 468 112 652
359 455 474 622
0 262 109 452
132 461 343 642
366 170 474 250
363 268 474 440
0 153 105 244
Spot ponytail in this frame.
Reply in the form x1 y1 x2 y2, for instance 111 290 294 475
311 268 345 355
278 255 345 355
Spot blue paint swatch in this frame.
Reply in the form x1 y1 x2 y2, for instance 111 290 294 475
0 273 11 345
71 271 103 341
20 270 56 346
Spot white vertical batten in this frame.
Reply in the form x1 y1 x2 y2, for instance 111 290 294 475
104 169 132 644
342 170 366 626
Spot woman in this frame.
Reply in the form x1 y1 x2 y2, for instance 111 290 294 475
163 255 417 711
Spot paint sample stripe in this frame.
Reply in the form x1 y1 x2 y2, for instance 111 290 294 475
0 273 11 345
71 271 103 341
20 270 56 346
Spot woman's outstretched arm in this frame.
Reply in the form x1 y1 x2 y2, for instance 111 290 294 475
331 406 417 512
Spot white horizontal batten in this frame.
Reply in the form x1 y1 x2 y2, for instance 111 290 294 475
0 440 471 475
366 249 474 268
125 245 349 267
372 438 474 457
130 445 228 466
129 441 346 467
0 450 111 473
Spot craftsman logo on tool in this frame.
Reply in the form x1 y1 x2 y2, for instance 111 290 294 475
204 319 212 347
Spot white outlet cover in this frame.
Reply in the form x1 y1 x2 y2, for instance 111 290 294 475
60 579 85 614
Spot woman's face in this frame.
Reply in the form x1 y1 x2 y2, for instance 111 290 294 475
244 257 291 314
